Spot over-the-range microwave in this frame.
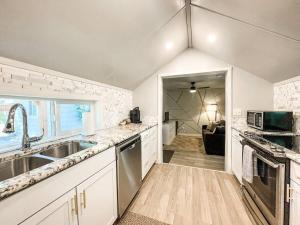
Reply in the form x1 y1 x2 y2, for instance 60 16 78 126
247 110 293 132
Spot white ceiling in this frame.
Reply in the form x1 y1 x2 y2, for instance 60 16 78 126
163 73 225 90
191 0 300 41
0 0 187 89
191 2 300 83
0 0 299 89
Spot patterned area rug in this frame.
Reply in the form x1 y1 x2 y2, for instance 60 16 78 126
163 135 205 153
118 212 170 225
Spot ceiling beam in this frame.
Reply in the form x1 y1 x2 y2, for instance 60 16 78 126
185 0 193 47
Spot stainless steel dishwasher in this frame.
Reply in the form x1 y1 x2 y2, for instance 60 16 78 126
116 135 142 217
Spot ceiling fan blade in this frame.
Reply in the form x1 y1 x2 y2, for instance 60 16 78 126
197 86 210 89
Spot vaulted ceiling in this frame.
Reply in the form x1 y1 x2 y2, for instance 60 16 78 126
0 0 299 89
190 0 300 83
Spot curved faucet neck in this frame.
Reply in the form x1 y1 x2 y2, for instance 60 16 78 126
3 103 30 148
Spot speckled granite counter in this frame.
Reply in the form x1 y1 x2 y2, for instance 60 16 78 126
0 123 157 200
232 126 300 164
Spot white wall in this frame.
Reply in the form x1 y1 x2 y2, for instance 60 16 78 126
133 74 158 122
231 67 274 128
163 88 225 135
134 48 274 122
133 48 229 120
233 67 274 112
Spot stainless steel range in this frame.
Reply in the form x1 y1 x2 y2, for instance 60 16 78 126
241 132 290 225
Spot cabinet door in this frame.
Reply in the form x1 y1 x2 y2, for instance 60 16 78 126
141 130 151 179
142 127 158 179
149 126 158 166
290 180 300 225
77 162 117 225
232 136 243 184
21 189 78 225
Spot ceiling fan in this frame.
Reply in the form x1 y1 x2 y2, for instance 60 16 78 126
179 82 210 93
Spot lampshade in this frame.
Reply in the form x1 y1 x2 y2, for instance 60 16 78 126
207 104 217 112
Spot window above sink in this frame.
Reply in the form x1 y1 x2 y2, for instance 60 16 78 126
0 97 93 153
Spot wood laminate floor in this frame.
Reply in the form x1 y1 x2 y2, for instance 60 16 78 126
130 164 255 225
164 135 225 171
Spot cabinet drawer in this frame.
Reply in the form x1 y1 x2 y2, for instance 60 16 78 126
291 161 300 185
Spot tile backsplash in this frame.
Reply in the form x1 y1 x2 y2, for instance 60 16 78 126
274 78 300 112
0 62 132 129
274 77 300 151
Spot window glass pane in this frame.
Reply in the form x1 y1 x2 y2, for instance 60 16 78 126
0 99 41 149
58 103 90 133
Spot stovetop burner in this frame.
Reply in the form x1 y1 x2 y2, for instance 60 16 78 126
243 131 286 155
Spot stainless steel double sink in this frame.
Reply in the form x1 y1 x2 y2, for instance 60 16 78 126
0 140 97 182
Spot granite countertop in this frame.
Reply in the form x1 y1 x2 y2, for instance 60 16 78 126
0 123 157 200
232 126 300 164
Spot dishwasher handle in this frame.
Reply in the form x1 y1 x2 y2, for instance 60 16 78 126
120 143 136 152
117 135 141 152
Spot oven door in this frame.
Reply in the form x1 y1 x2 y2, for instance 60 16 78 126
243 152 285 225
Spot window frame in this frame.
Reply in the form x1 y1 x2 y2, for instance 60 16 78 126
0 97 94 152
53 100 92 137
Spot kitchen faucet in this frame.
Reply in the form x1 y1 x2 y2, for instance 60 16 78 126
2 103 44 149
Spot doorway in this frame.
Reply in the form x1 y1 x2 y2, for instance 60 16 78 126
161 72 226 171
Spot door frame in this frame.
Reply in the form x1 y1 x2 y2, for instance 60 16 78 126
157 66 233 172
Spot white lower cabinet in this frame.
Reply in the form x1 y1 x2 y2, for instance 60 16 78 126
14 147 118 225
21 189 78 225
290 178 300 225
21 162 117 225
77 163 117 225
231 131 243 184
141 126 158 179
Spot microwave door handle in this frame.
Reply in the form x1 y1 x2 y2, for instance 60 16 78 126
255 153 280 169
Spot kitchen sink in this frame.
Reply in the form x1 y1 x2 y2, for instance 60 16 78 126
0 140 97 182
40 140 97 158
0 156 54 182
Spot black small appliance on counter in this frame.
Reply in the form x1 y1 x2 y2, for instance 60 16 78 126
130 107 142 123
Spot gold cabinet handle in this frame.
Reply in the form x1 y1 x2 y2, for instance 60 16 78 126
71 195 78 215
80 190 87 209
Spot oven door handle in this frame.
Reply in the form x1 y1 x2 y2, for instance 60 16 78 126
255 153 280 169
